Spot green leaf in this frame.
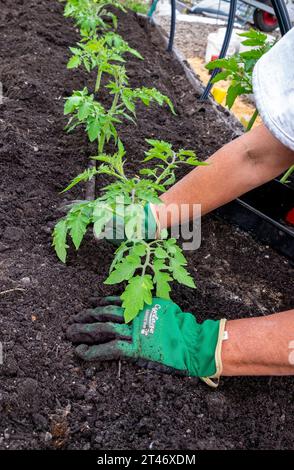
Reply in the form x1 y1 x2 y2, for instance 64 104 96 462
154 247 168 259
170 260 196 289
173 247 188 265
239 29 267 42
61 168 97 193
109 242 130 273
239 49 265 60
64 96 81 115
93 202 113 238
153 259 168 270
139 168 157 177
226 83 247 109
52 219 68 263
67 55 81 69
206 57 238 72
154 270 172 300
68 208 90 250
105 256 140 285
87 119 100 142
132 243 146 257
78 101 92 120
121 275 153 322
211 70 231 83
241 38 263 47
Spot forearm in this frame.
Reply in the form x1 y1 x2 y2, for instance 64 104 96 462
155 124 294 229
222 310 294 376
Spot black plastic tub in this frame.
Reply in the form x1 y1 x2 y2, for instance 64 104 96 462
215 179 294 261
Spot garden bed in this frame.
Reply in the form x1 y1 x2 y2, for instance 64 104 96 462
0 0 293 450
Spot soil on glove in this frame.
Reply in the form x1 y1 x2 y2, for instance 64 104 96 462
0 0 293 450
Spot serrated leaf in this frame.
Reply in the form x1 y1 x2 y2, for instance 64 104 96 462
206 58 237 71
68 208 90 250
173 247 188 265
87 119 100 142
125 254 141 265
211 70 231 83
78 101 92 120
153 259 168 270
52 219 68 263
93 202 113 238
61 168 97 193
170 260 196 289
109 242 130 273
132 243 146 257
154 247 168 259
64 96 81 115
226 83 247 109
154 271 172 300
105 256 140 285
121 275 153 323
67 55 81 69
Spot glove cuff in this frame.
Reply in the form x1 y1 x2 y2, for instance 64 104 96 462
201 318 227 388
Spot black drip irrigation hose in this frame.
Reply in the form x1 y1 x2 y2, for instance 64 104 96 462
167 0 176 52
271 0 292 36
200 0 238 100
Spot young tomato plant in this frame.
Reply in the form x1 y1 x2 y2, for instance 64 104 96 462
206 29 274 131
64 0 126 38
206 30 294 184
53 140 206 322
67 32 143 92
64 65 174 156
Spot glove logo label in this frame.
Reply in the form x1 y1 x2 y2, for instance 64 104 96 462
141 304 161 336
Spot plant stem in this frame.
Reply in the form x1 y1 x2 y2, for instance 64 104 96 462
141 244 151 277
110 92 119 114
155 152 177 185
95 69 102 93
98 131 105 154
280 165 294 184
246 109 258 132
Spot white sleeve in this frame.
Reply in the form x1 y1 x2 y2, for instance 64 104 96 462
252 27 294 151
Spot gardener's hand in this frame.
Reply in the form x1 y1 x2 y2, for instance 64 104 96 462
97 203 159 244
67 296 227 387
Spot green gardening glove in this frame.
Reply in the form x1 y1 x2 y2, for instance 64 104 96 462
98 203 158 245
67 297 227 387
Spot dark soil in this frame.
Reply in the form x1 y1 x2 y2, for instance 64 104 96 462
0 0 293 450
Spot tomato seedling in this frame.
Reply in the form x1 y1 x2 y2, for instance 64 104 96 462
67 32 143 92
64 0 126 38
206 30 294 183
206 29 274 131
64 69 174 156
53 140 206 322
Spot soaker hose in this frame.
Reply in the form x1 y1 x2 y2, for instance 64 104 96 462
148 0 177 52
271 0 292 36
200 0 238 100
167 0 176 52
